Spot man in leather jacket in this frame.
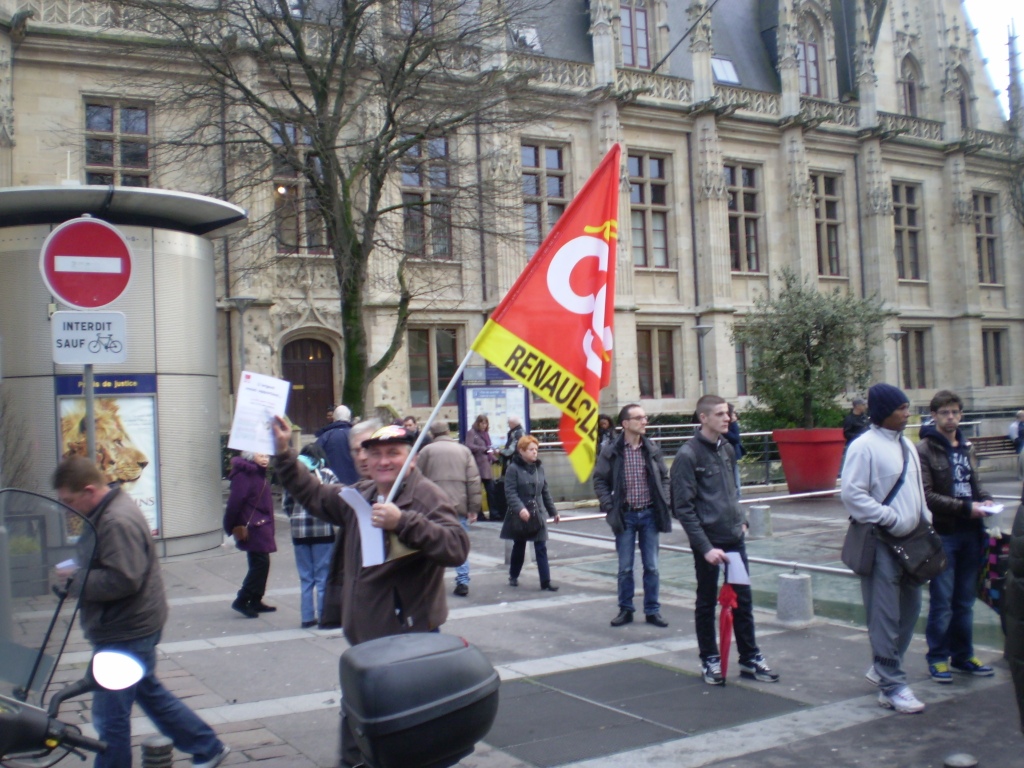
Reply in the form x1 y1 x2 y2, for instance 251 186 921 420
917 389 996 683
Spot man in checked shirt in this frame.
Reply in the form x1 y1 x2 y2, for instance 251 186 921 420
593 403 672 629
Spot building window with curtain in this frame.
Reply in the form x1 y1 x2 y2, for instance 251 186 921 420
85 101 151 187
811 172 842 276
272 121 327 253
408 327 459 407
900 328 929 390
620 0 650 69
628 152 670 268
796 14 822 97
973 192 999 284
522 142 569 255
892 182 923 280
636 328 676 399
726 164 762 272
982 329 1007 387
401 134 452 260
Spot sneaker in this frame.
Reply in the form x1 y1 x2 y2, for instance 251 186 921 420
702 656 725 686
301 620 318 629
253 602 276 613
865 665 882 686
877 686 925 714
193 745 230 768
951 657 995 677
453 583 469 597
928 661 953 683
738 654 779 683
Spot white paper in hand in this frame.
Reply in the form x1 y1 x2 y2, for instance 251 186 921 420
227 371 291 455
725 552 751 585
340 487 385 567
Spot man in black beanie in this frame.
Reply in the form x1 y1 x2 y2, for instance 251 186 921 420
841 382 931 714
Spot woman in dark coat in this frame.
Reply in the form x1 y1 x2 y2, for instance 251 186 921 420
465 414 500 519
224 452 277 618
500 435 559 590
597 414 616 453
1006 491 1024 732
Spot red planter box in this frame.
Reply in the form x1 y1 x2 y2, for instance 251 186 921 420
772 428 845 493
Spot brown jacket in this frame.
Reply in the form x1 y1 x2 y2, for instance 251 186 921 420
71 486 168 644
416 435 482 518
274 449 469 645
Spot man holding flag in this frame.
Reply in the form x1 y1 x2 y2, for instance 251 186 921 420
472 144 622 481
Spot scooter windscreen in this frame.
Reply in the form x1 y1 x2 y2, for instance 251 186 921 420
0 489 96 709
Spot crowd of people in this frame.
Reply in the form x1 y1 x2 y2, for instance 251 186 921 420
52 388 1024 768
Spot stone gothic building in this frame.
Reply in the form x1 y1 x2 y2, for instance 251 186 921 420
2 0 1022 436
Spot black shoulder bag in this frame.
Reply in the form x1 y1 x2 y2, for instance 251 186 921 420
873 443 947 583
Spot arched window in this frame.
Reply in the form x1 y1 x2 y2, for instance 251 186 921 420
621 0 650 69
899 56 920 117
796 13 823 97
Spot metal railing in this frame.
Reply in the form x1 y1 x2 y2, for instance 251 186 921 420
537 487 855 578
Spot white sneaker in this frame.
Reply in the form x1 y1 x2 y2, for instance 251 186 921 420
865 665 881 686
193 745 230 768
878 686 925 714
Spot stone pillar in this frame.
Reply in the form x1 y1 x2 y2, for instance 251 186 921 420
776 0 801 119
782 129 818 279
945 152 983 395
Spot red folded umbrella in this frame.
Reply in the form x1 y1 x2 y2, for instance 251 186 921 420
718 583 738 682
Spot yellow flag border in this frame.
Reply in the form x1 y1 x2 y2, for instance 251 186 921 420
472 319 600 481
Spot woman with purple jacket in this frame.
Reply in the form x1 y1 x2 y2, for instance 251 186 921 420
223 452 277 618
465 414 500 519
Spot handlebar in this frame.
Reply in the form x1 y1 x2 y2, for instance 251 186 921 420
0 695 106 760
54 723 107 754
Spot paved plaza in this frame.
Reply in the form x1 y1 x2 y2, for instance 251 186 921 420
50 471 1024 767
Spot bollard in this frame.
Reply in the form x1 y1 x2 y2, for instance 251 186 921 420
747 504 772 539
141 736 174 768
943 755 978 768
776 572 813 627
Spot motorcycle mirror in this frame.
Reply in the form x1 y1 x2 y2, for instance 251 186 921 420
91 651 144 691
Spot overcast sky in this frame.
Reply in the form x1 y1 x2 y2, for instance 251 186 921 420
963 1 1019 118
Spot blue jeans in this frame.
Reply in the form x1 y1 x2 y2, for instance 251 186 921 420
455 518 471 585
926 527 986 665
92 632 223 768
294 540 333 623
615 508 660 615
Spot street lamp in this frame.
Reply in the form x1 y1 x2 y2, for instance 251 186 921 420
694 323 713 397
226 295 258 375
887 330 907 387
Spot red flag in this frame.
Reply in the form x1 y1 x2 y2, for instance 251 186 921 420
472 144 621 481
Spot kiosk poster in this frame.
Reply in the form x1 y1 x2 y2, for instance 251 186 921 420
56 375 160 536
463 385 529 449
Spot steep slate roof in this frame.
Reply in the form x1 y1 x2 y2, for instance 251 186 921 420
524 0 782 93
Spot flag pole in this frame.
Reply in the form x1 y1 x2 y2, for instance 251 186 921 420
383 349 477 504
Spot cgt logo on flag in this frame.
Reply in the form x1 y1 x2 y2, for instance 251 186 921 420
472 144 621 481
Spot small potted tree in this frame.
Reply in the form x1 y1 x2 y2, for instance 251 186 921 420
732 269 886 492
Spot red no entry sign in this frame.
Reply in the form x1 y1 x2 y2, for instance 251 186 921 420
39 217 133 309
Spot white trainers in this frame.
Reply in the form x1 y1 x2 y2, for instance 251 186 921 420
193 745 230 768
878 686 925 714
865 665 881 686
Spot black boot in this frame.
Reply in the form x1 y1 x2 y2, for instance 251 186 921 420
232 596 257 618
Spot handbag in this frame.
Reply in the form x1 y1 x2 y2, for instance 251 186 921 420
977 533 1012 614
840 441 910 576
875 516 947 584
509 473 544 538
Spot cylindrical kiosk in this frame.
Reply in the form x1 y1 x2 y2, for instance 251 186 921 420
0 186 247 556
